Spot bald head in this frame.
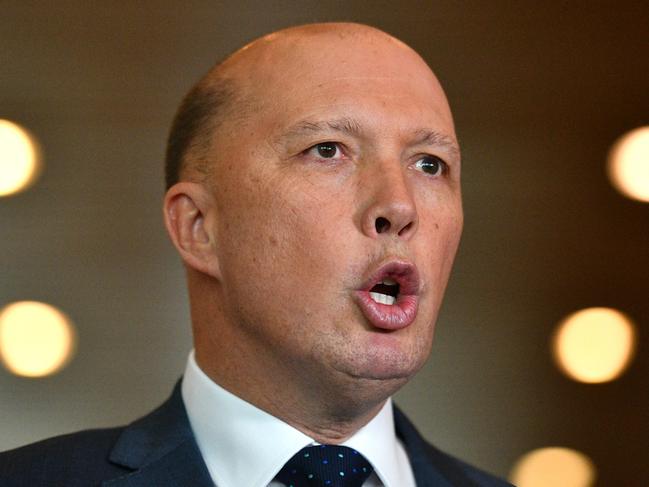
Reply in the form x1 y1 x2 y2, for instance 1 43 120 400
163 21 462 435
164 22 451 189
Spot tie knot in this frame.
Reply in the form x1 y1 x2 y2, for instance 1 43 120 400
275 445 374 487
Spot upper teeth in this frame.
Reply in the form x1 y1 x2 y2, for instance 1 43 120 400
370 292 396 305
382 278 398 285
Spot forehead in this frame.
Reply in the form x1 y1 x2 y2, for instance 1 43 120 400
226 30 455 139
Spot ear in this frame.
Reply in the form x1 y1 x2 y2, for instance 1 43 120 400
163 182 222 279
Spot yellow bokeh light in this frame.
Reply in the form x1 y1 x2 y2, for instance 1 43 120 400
608 126 649 202
0 301 76 378
553 307 636 383
510 447 596 487
0 119 42 197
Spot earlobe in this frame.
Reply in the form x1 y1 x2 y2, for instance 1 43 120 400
163 182 222 279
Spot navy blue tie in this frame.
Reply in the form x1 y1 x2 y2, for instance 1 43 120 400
275 445 374 487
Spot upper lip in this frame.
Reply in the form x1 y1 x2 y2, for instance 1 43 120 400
359 260 420 296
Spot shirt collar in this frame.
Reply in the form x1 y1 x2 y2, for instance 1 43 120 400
181 351 414 487
341 397 414 487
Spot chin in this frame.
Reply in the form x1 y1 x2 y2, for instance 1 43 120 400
310 312 434 390
334 335 430 383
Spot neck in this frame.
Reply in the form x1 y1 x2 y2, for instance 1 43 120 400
187 274 404 443
195 346 393 443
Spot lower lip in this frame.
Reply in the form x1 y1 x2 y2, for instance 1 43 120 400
353 291 419 330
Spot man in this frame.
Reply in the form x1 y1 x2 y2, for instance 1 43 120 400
0 23 512 486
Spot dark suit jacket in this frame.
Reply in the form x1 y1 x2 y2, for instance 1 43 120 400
0 382 512 486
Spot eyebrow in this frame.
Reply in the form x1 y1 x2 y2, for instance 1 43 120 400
410 129 461 156
274 116 460 156
275 117 362 145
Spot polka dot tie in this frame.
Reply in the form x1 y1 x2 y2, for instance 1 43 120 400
274 445 374 487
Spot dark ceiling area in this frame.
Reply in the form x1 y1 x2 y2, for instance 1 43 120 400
1 2 648 485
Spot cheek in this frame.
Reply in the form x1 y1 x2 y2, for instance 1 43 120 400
272 194 356 298
418 198 463 286
216 171 354 309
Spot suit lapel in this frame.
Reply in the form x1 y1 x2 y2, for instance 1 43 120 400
393 405 481 487
100 381 480 486
102 382 213 487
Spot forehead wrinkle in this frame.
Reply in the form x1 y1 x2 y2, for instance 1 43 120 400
271 117 460 159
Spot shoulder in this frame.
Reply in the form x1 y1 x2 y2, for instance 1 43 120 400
427 445 514 487
393 405 513 486
0 382 210 487
0 427 130 487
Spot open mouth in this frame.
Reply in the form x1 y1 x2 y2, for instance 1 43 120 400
369 278 400 305
363 261 419 301
354 260 420 330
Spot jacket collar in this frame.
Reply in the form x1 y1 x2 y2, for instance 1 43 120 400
102 381 213 487
393 406 480 487
103 380 477 487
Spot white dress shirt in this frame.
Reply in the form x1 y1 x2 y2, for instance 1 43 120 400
181 351 416 487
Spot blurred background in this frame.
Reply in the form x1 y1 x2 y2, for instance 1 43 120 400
1 2 648 485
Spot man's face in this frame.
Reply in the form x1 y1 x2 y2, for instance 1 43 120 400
207 29 462 390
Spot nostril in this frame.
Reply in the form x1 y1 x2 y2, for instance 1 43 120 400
375 217 391 234
398 222 413 236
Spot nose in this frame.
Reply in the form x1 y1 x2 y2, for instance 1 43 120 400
360 161 418 240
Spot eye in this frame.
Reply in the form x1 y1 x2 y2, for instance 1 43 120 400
307 142 343 159
413 155 447 177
